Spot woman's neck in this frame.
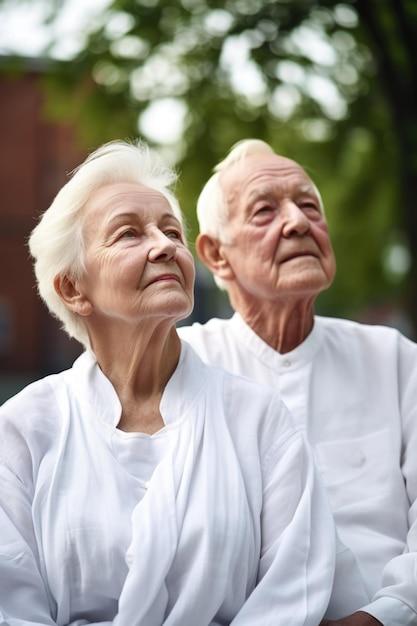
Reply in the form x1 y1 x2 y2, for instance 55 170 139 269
89 323 182 433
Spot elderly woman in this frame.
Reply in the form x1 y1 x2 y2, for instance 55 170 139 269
0 139 344 625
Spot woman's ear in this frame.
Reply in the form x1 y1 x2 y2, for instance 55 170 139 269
195 233 235 281
54 274 93 317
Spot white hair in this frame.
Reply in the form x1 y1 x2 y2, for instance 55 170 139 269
196 138 324 290
197 139 274 240
29 139 184 349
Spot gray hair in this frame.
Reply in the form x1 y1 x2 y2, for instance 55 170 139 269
28 139 184 348
196 138 324 290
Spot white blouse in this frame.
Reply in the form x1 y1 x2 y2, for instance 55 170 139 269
179 314 417 625
0 341 341 625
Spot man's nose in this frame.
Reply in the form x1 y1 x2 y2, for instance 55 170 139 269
281 202 311 237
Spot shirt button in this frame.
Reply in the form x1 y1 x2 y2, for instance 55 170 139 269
283 359 291 367
126 553 133 566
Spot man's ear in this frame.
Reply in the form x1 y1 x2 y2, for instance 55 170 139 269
195 233 235 281
54 274 93 317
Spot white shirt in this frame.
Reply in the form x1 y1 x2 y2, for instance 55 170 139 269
0 341 344 625
179 314 417 625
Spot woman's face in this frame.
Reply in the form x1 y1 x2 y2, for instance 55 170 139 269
74 182 195 329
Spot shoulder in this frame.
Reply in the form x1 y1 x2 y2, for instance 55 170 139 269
178 316 245 369
0 370 72 485
317 315 416 349
0 370 70 436
0 353 94 438
178 316 233 341
315 317 417 390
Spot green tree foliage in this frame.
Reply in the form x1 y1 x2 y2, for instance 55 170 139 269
2 0 416 334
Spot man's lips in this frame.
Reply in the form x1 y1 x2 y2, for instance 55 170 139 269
280 251 318 263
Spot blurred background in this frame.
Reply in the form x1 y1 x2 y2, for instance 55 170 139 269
0 0 416 402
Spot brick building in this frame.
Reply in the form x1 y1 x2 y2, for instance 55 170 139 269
0 59 230 403
0 60 85 402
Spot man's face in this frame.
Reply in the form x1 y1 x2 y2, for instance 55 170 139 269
218 153 336 304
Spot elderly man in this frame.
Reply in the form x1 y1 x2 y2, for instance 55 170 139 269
178 139 417 626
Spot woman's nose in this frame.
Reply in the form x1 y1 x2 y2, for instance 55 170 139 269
148 230 177 262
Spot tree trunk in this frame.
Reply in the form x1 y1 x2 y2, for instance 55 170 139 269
354 0 417 336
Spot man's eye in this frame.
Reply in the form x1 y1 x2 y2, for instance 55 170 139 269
300 201 319 211
252 206 274 220
166 230 181 240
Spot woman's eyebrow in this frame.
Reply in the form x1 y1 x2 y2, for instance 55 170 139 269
107 211 137 224
103 212 139 233
160 213 182 226
104 211 182 230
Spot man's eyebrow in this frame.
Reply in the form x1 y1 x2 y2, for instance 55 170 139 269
246 187 274 203
247 182 316 198
297 184 317 196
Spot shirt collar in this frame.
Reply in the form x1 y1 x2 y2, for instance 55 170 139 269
230 312 324 371
70 342 208 429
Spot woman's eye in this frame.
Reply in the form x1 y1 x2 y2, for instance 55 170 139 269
120 230 136 239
